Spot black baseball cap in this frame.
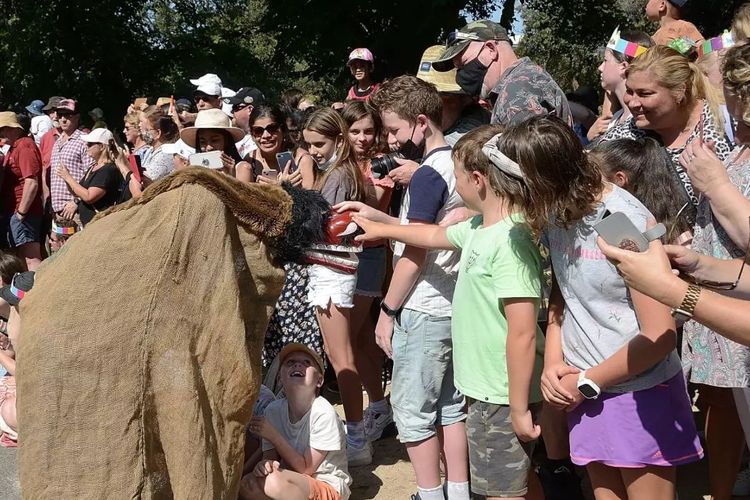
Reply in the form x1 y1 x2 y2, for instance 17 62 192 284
223 87 265 107
0 271 35 306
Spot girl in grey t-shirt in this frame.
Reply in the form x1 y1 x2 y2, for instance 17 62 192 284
492 116 701 497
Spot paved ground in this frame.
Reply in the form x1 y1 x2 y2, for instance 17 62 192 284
0 446 19 500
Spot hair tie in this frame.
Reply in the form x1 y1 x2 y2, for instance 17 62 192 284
481 133 525 181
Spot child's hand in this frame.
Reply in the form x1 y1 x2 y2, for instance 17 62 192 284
253 459 280 477
510 408 541 443
540 362 580 409
248 416 276 441
352 215 384 242
375 314 395 359
388 158 419 186
560 373 584 412
334 201 391 224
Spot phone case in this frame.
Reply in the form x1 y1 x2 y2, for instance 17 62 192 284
189 151 224 170
275 151 296 172
594 212 666 252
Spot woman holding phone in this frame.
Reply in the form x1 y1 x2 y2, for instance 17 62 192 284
239 105 314 188
180 109 247 176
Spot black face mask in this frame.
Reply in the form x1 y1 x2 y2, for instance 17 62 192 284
399 124 425 161
456 48 489 97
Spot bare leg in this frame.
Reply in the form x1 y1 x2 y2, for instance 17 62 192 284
16 242 42 271
702 387 745 500
240 468 311 500
316 305 363 422
436 421 469 483
587 462 627 500
621 465 675 500
351 294 385 402
406 435 443 490
540 403 571 459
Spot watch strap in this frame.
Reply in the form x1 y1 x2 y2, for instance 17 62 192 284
380 301 401 318
672 284 701 320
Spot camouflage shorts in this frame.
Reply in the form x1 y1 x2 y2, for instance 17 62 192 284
466 399 540 497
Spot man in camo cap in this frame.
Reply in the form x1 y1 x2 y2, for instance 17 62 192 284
432 19 572 127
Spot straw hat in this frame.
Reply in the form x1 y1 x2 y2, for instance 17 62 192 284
0 112 23 130
417 45 466 94
179 109 245 148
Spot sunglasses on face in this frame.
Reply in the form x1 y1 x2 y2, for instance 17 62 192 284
233 103 250 113
194 93 216 102
251 123 281 138
86 142 100 148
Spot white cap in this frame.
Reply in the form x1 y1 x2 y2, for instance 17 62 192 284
80 128 114 145
161 139 195 159
221 88 236 117
190 73 222 97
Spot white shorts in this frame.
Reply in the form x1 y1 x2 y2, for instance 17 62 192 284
307 264 356 309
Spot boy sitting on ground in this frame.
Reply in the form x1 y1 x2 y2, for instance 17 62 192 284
239 343 351 500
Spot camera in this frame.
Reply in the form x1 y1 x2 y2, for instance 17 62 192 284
370 153 403 180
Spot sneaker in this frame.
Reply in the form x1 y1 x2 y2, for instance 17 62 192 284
347 440 373 467
364 404 394 441
538 460 584 500
734 465 750 497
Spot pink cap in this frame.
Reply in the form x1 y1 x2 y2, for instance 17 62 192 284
347 48 374 65
56 99 78 113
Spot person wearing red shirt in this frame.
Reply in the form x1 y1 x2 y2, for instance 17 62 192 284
0 112 44 270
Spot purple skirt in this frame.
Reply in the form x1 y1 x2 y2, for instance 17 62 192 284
568 372 703 468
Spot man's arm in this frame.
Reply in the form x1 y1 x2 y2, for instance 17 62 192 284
17 178 38 217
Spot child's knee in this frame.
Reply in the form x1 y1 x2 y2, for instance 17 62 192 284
0 395 16 430
263 470 291 499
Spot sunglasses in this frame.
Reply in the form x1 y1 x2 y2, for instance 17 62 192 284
233 103 251 113
447 30 482 45
86 142 100 148
194 93 216 102
682 216 750 290
251 123 281 138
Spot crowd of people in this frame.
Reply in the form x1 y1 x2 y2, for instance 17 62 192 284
1 0 750 499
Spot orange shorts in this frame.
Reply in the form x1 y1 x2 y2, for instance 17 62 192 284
307 476 340 500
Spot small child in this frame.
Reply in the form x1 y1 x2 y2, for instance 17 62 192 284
646 0 703 45
243 384 276 475
239 343 351 500
346 48 379 101
350 124 546 499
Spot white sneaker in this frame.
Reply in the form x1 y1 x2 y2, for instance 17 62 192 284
347 440 373 467
363 404 394 441
733 465 750 496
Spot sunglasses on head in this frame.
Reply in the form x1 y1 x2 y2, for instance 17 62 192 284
251 123 281 137
446 30 482 45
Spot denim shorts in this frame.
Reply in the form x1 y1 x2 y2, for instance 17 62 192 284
466 399 539 497
1 213 42 248
390 308 466 443
355 245 386 297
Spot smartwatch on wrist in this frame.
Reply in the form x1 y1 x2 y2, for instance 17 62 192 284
577 371 601 400
380 301 401 318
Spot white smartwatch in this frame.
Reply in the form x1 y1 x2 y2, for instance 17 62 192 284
576 371 601 400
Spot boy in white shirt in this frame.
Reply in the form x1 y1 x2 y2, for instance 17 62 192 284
240 343 351 500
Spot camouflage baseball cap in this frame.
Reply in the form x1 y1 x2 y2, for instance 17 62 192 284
432 19 512 72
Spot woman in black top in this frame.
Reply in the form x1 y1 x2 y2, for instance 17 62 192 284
55 128 124 226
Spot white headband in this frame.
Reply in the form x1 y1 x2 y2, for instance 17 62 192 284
481 133 525 180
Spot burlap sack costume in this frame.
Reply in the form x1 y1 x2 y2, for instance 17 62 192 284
16 168 303 499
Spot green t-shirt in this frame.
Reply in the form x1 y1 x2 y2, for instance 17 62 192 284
446 214 545 405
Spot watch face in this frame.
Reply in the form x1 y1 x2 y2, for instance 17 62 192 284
579 383 599 399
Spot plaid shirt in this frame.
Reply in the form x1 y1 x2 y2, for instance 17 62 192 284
49 129 94 213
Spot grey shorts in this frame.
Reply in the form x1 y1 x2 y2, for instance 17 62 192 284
2 213 42 247
390 308 466 443
466 399 540 498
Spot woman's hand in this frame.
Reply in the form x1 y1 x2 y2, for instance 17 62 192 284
61 200 78 220
221 153 236 175
664 244 701 278
55 164 71 181
334 201 391 224
272 161 303 187
597 237 683 304
680 139 729 197
510 408 541 443
586 114 612 141
559 373 584 412
540 362 580 409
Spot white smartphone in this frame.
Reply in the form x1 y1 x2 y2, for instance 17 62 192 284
594 211 665 252
189 151 224 170
262 168 279 181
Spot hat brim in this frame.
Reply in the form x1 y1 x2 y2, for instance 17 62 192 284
431 41 471 72
179 125 246 148
25 106 42 116
279 343 325 375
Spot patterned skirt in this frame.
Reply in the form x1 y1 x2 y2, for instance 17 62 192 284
262 262 324 368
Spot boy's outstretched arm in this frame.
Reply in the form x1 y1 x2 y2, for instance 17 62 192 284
353 215 455 250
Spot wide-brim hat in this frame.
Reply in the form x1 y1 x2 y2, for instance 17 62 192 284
26 100 45 116
417 45 466 94
42 96 65 112
0 112 23 130
432 19 512 72
179 108 245 148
